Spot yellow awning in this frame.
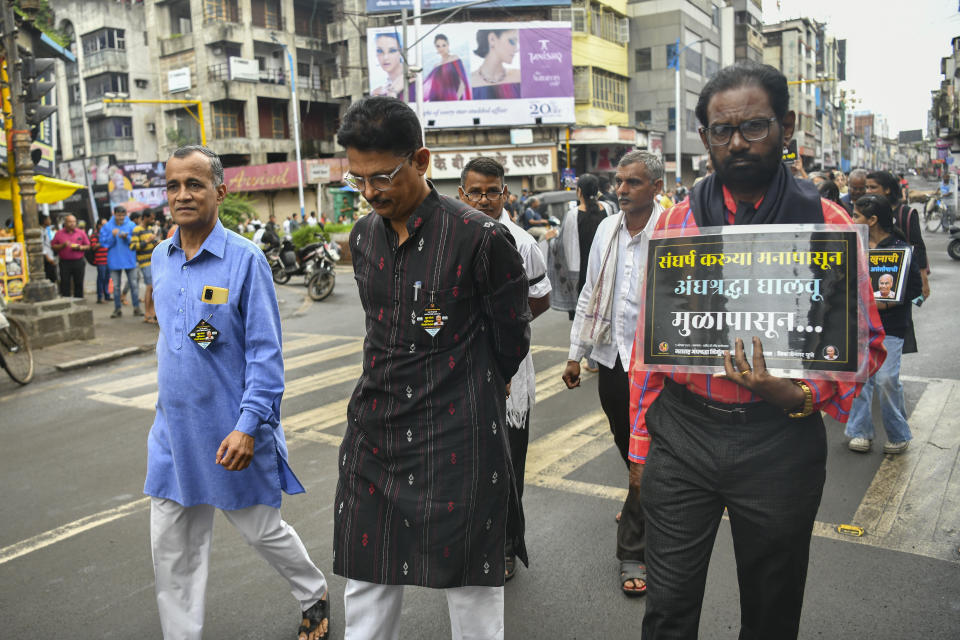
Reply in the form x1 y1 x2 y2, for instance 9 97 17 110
0 174 86 204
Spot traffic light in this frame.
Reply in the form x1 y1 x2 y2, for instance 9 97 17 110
20 52 56 139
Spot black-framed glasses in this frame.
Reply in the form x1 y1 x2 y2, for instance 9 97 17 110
343 155 411 192
700 117 778 146
461 188 506 203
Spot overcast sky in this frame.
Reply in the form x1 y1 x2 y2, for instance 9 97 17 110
762 0 960 136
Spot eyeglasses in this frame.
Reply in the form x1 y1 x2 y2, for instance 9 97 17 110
700 117 778 146
343 156 411 192
461 188 506 203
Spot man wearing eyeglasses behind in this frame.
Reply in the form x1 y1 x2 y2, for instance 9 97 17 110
333 97 531 640
459 157 551 583
628 62 885 639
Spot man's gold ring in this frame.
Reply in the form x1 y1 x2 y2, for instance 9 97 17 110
741 369 751 375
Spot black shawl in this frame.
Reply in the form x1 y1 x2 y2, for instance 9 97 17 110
689 163 824 227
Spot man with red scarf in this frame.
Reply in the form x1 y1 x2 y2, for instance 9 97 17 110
628 62 886 639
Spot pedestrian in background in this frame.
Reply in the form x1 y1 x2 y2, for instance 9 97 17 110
51 214 90 298
846 194 922 455
334 96 530 640
459 156 552 583
629 61 885 639
40 213 58 284
866 170 930 302
147 145 330 640
840 168 868 213
563 152 665 598
99 206 142 318
130 209 159 324
90 218 112 303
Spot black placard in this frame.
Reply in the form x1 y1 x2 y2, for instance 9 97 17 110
639 226 863 378
868 247 911 303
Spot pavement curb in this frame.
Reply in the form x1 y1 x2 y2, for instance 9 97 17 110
53 344 155 372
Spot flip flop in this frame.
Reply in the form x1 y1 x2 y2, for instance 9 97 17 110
619 561 647 598
298 597 330 640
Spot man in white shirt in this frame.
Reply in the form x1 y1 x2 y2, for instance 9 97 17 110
561 150 664 597
306 211 318 226
460 157 552 582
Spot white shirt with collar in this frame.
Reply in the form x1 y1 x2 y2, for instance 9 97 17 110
567 203 662 372
498 211 551 427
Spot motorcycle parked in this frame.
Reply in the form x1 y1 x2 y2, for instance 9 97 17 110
267 231 340 301
948 224 960 261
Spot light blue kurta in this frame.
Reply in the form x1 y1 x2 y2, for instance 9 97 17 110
144 220 303 510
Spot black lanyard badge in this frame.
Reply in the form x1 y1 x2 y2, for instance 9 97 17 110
188 318 220 349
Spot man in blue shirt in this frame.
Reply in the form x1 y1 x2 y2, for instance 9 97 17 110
520 196 549 239
146 145 329 640
99 206 142 318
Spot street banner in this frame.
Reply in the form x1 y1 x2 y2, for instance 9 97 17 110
0 242 28 303
367 21 574 128
868 247 911 303
427 146 555 180
122 162 168 207
635 224 869 381
366 0 570 13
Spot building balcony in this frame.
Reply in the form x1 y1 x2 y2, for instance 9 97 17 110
160 33 195 57
82 49 129 75
331 76 362 98
91 138 135 155
83 100 133 119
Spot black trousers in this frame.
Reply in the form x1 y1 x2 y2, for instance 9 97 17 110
59 258 85 298
640 382 826 640
505 412 529 558
44 259 58 284
597 357 645 563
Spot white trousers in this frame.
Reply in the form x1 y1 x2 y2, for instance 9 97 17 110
343 579 504 640
150 497 327 640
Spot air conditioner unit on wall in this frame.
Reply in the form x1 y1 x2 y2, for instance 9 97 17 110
533 174 554 191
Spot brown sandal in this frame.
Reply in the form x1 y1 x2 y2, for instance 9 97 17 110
298 597 330 640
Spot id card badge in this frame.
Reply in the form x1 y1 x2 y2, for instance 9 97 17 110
416 303 448 337
188 318 220 349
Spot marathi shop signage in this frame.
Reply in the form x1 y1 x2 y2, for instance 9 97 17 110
637 225 868 381
366 1 570 14
428 146 555 180
869 247 912 303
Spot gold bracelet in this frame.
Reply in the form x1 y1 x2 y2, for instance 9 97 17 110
787 379 815 418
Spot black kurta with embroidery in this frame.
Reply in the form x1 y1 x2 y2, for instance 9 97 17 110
333 188 531 588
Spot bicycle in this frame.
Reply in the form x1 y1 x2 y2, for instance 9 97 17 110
924 196 955 232
0 297 34 385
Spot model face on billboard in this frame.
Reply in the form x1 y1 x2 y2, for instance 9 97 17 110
489 30 518 65
376 34 403 78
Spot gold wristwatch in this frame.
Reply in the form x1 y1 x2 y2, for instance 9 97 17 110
787 379 815 418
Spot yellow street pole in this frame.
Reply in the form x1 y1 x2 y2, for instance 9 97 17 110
102 98 206 146
1 57 23 243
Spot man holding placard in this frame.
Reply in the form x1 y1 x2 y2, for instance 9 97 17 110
628 62 886 639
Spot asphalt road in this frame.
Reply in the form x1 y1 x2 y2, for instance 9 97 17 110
1 181 959 639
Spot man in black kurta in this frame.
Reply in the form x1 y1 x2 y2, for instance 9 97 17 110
332 97 530 640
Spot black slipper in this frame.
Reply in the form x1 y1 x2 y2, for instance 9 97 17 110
619 561 647 598
504 555 517 581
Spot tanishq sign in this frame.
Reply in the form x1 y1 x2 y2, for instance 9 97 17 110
366 21 573 129
428 147 556 180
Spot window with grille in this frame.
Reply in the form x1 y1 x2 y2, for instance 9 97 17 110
81 28 125 55
635 47 651 72
84 72 129 99
551 6 586 33
212 101 245 138
89 117 132 140
574 66 590 102
204 0 239 22
591 68 627 113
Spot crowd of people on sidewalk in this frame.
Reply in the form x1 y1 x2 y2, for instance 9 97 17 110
16 59 939 640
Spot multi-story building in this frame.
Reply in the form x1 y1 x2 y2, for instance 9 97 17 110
763 17 820 169
563 0 642 180
627 0 731 186
50 0 365 221
728 0 764 64
54 0 158 165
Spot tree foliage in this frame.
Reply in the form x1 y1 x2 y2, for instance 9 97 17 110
218 193 257 232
